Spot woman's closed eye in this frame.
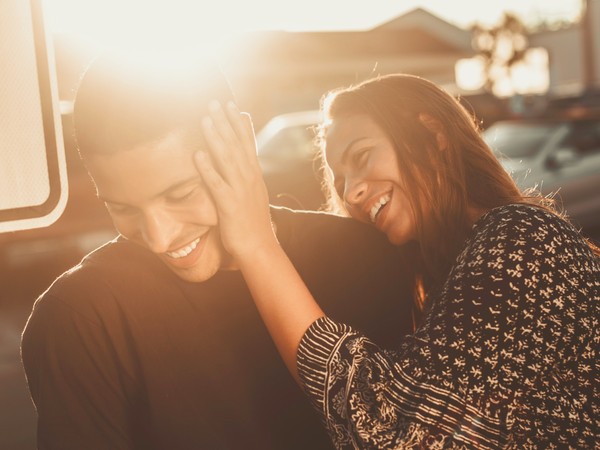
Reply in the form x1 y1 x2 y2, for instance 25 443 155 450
352 148 371 167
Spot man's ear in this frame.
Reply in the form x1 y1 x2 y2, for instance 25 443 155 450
418 113 448 151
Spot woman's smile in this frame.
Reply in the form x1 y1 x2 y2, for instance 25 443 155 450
325 114 417 245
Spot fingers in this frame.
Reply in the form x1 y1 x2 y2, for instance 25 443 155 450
201 101 259 180
212 101 257 163
202 102 239 183
200 114 237 183
194 150 233 214
209 101 240 155
225 103 257 163
239 112 261 167
195 102 275 261
223 103 252 155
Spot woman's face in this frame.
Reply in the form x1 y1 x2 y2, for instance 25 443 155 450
324 113 417 246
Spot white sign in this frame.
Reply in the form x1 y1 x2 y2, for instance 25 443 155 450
0 0 67 232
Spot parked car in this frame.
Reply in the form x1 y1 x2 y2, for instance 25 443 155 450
256 110 327 211
483 113 600 240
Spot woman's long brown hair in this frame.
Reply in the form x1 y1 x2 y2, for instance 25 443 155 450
318 74 598 322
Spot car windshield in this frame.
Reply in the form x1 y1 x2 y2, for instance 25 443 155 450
257 125 317 161
483 122 560 159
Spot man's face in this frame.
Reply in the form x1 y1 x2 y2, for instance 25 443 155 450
85 129 231 282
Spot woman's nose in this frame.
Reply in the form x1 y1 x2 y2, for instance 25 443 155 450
343 178 367 207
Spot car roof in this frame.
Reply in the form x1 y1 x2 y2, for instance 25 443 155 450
259 110 321 130
256 110 321 147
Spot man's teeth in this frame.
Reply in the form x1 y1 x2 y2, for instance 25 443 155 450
369 194 391 223
166 237 200 259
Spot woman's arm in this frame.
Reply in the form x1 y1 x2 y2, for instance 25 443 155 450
195 101 324 382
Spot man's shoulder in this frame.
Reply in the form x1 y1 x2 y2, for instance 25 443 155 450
271 206 409 282
271 206 389 245
54 237 155 279
38 237 168 313
271 205 359 225
84 236 157 266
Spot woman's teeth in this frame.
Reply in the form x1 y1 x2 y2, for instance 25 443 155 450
369 194 391 223
166 237 200 259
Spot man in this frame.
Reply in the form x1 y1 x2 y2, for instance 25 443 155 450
21 53 414 449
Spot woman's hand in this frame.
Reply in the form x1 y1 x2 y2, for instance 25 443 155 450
195 101 278 262
197 102 324 382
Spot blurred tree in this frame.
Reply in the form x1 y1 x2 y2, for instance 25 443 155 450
471 13 529 96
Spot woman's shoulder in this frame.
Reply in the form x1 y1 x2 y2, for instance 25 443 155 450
477 202 560 223
466 203 598 266
474 203 578 240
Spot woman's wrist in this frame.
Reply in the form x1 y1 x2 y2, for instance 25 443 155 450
234 231 282 267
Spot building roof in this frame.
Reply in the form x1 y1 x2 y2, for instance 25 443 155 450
374 7 472 51
227 9 474 67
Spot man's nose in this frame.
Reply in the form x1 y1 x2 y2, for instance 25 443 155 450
140 210 179 254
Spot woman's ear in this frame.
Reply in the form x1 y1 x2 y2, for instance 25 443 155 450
418 113 448 151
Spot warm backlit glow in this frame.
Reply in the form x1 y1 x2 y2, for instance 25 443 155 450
455 57 486 91
455 48 549 97
42 0 582 44
41 0 252 57
510 48 550 96
42 0 572 94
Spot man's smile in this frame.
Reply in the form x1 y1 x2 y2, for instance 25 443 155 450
166 237 202 259
160 233 210 269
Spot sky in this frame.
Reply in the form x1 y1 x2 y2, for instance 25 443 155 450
43 0 583 44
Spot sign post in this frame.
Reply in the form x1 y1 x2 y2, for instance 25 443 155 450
0 0 67 233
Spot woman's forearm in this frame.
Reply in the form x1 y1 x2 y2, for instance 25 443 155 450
237 240 325 383
195 102 325 382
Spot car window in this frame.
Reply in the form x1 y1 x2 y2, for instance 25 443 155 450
258 125 317 162
561 120 600 156
483 122 559 159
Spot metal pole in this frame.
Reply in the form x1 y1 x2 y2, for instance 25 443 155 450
582 0 596 91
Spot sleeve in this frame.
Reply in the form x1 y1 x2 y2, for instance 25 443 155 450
297 317 506 449
21 292 139 450
296 206 598 449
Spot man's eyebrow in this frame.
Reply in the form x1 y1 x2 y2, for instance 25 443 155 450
99 176 201 205
158 177 203 197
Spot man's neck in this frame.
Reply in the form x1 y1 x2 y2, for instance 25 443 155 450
219 254 239 271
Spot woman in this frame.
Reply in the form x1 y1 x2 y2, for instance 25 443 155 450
195 74 599 449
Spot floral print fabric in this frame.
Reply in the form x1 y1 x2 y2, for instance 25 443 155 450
298 204 599 449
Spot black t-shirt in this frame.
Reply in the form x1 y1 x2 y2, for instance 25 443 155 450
22 207 414 450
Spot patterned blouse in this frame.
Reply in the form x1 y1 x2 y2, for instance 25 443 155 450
297 204 599 449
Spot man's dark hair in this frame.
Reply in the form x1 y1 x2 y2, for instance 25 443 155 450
73 52 235 156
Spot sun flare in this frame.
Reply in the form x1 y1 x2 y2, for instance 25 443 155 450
42 0 252 58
